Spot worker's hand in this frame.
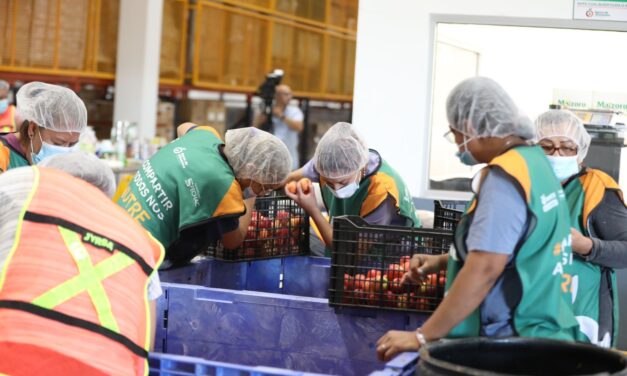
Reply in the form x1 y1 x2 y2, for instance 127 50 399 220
376 330 420 362
401 254 443 285
285 181 317 214
571 228 593 256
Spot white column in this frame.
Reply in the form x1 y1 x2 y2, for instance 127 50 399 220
113 0 163 140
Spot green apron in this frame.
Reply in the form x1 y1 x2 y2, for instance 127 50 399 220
117 126 245 249
446 146 581 342
563 168 623 347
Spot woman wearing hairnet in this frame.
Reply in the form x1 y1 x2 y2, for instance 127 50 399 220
0 82 86 173
536 109 627 348
285 122 421 255
118 124 292 269
376 77 582 361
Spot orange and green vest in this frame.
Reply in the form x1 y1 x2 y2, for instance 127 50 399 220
117 126 245 251
564 168 625 347
446 146 581 342
0 104 16 133
320 150 421 228
0 135 29 173
0 167 164 376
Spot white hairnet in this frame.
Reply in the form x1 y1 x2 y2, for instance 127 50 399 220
535 109 591 162
40 152 116 198
223 127 292 185
16 82 87 133
314 122 369 180
446 77 534 140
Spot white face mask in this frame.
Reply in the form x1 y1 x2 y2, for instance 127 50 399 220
546 155 579 181
330 175 361 199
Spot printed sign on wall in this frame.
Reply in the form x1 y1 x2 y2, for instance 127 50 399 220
574 0 627 22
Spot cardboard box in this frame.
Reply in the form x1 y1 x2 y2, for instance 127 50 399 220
157 101 175 126
178 99 227 138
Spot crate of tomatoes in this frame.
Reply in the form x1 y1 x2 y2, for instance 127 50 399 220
328 216 451 313
208 188 310 261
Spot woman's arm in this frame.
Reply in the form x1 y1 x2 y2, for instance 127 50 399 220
574 191 627 269
377 251 508 362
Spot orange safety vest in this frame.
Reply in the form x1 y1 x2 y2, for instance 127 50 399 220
0 104 16 133
0 167 165 376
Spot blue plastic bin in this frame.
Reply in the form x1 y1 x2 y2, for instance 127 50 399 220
369 352 419 376
149 352 327 375
159 256 330 298
155 283 428 376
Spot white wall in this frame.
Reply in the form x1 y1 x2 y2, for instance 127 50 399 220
352 0 627 198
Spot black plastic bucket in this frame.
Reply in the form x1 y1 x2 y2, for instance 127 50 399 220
418 337 627 376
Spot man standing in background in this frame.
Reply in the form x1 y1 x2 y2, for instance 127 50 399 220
0 80 16 134
255 84 304 169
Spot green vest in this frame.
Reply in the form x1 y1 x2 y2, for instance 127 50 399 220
563 168 623 347
117 126 245 249
320 150 421 228
0 137 30 172
446 146 581 342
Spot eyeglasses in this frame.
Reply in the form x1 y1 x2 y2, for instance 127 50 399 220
538 140 578 156
443 130 456 144
443 129 472 144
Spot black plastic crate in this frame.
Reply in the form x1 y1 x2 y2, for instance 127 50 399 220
433 200 463 232
208 192 309 261
329 216 452 313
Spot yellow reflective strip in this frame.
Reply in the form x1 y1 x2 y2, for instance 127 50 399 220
33 274 86 309
143 232 164 357
143 274 152 357
144 232 164 355
0 167 40 292
57 227 119 332
33 252 135 309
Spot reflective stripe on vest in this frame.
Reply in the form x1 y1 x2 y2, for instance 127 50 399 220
34 227 134 332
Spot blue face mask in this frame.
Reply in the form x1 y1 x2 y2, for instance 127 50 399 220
547 155 579 181
31 130 76 164
455 134 479 166
0 99 8 114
